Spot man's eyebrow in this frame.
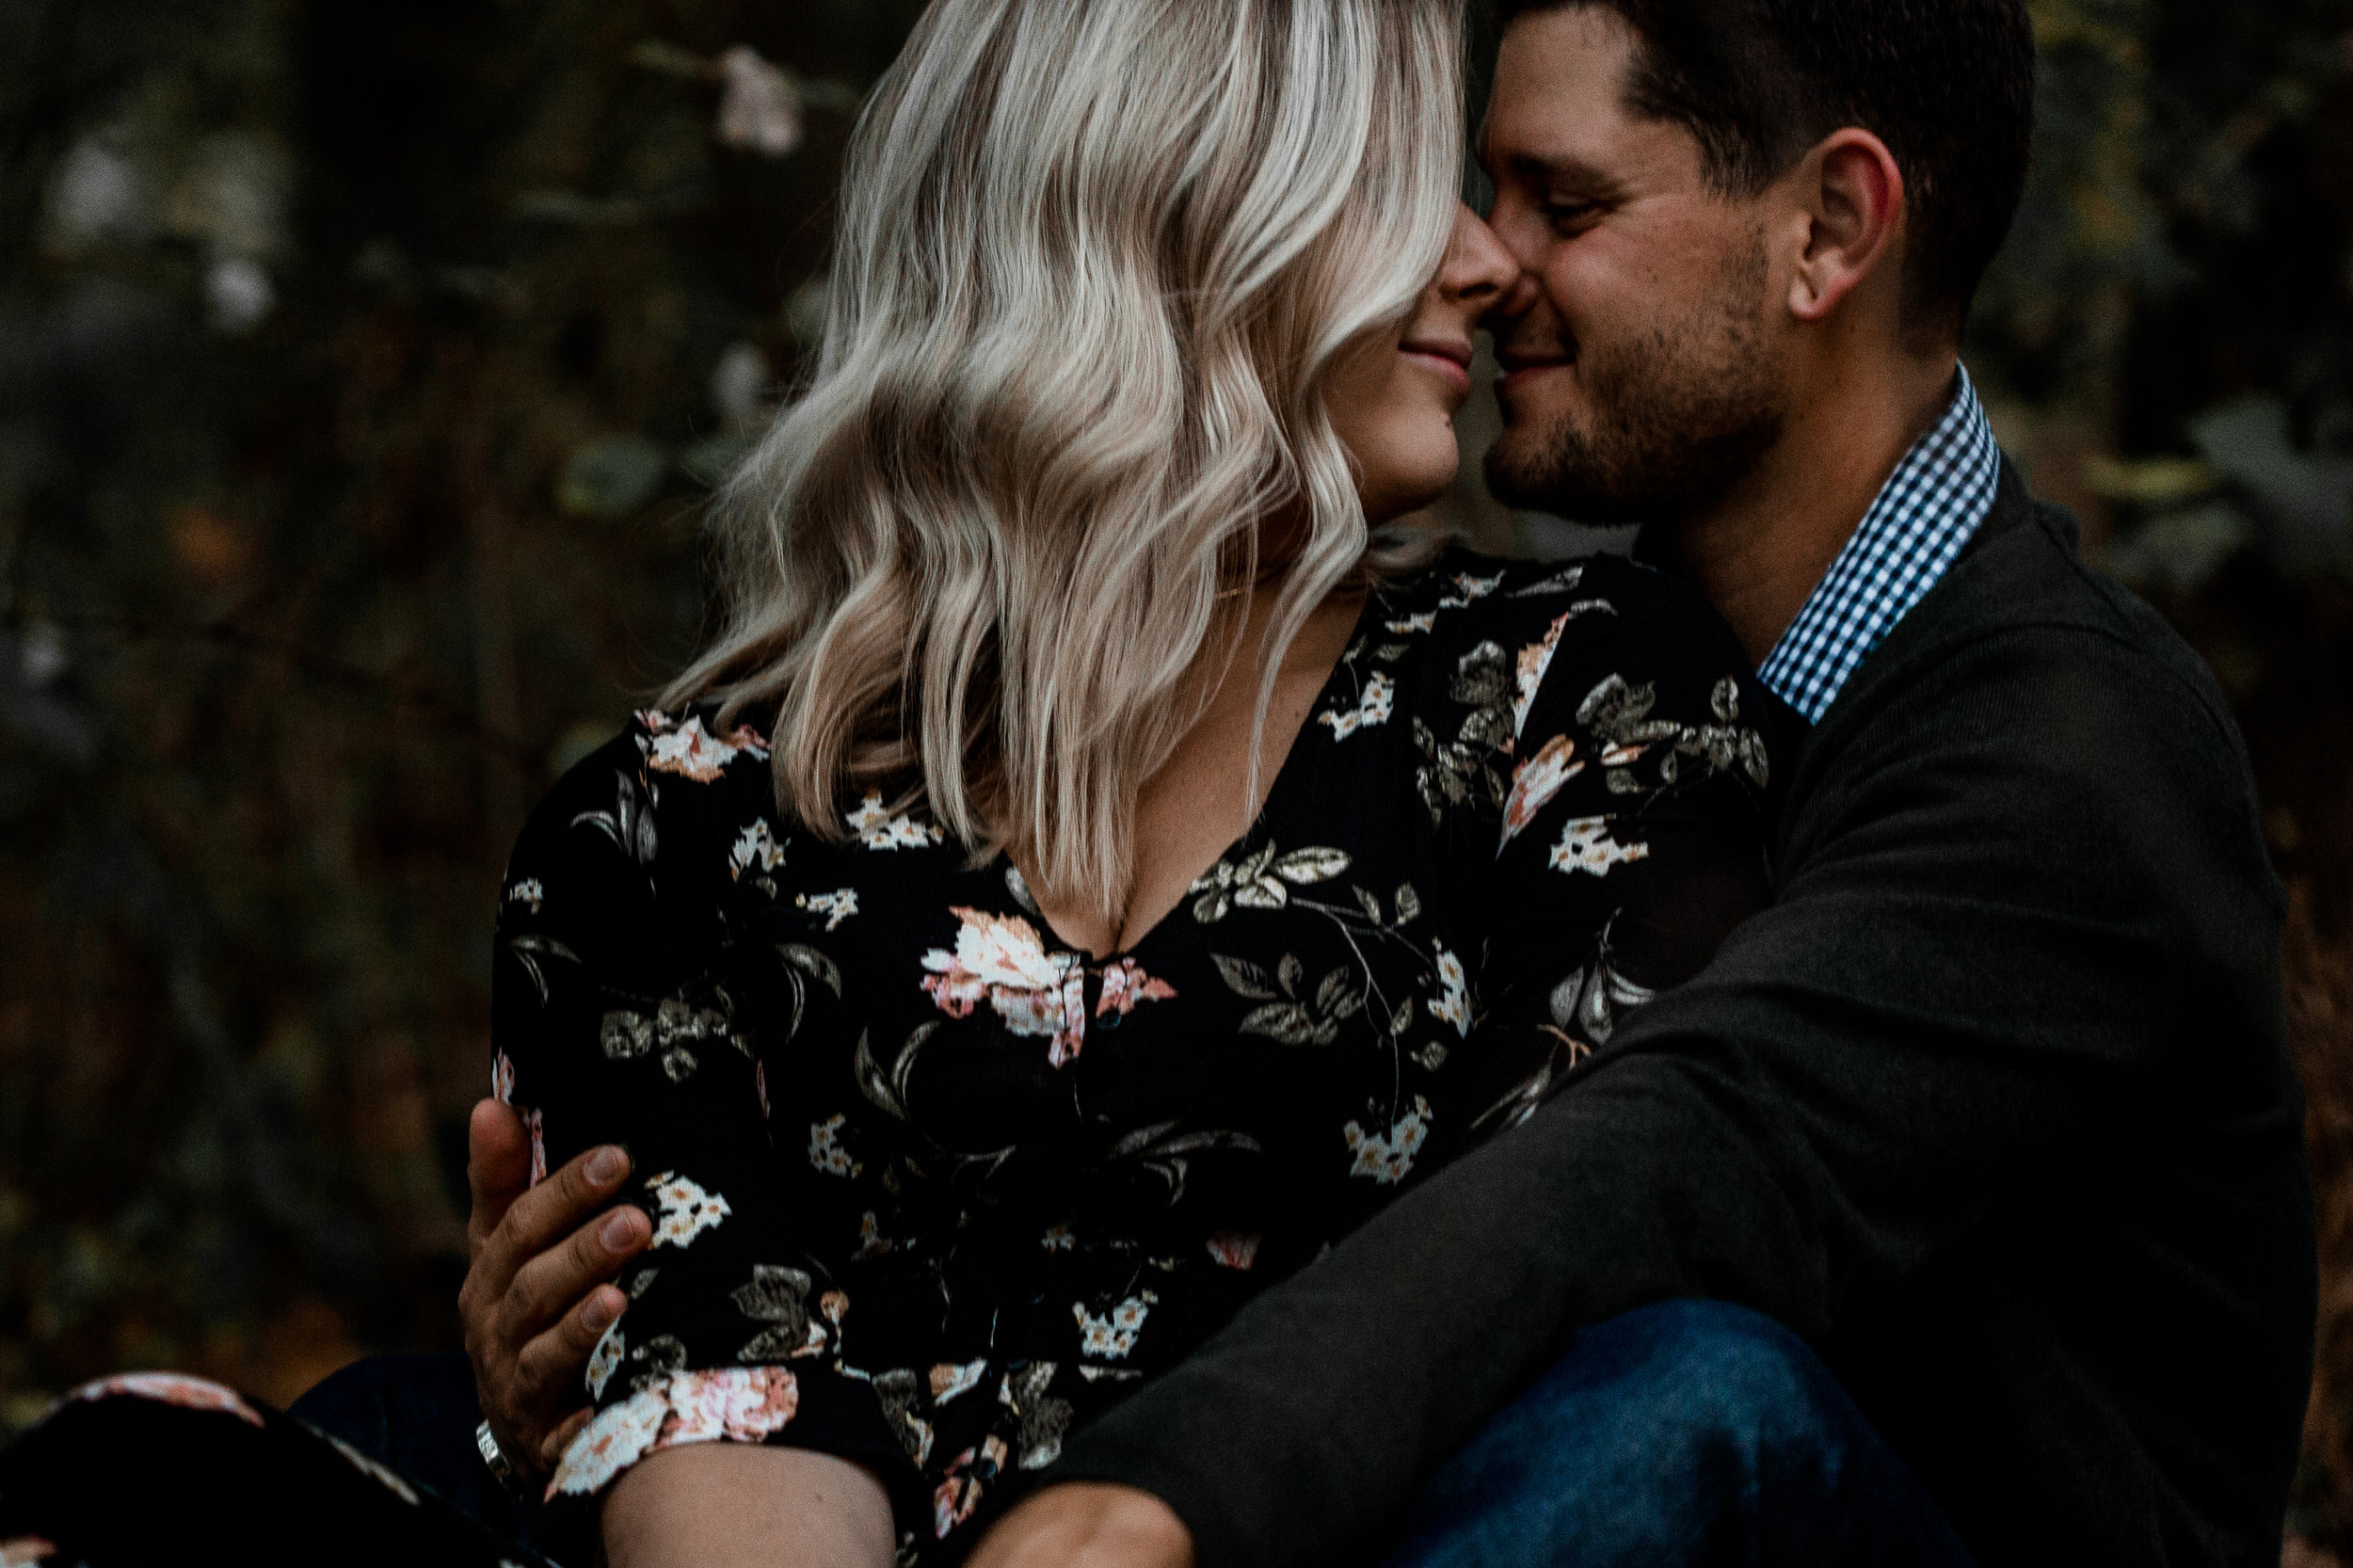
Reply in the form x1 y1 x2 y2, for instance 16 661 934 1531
1498 151 1620 194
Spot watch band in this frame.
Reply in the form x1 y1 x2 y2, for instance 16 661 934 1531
476 1418 525 1491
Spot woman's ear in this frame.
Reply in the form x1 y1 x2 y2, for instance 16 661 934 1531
1785 128 1906 326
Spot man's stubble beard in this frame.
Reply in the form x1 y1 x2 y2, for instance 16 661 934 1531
1486 238 1785 535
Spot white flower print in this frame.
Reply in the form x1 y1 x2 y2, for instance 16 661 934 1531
921 906 1105 1066
67 1372 264 1428
1343 1096 1433 1184
1501 734 1585 847
505 877 544 913
808 1113 862 1177
929 1359 987 1403
490 1048 516 1106
1427 945 1473 1037
1040 1224 1075 1252
846 792 945 850
1385 612 1437 634
640 712 768 783
1437 569 1506 609
1205 1231 1261 1271
527 1107 548 1187
1073 1293 1155 1360
647 1171 732 1249
552 1367 799 1497
1551 815 1652 877
855 1210 893 1261
796 888 858 930
1512 609 1576 740
1317 671 1394 740
728 819 786 881
587 1320 624 1399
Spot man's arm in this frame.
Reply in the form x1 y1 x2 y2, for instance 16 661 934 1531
1032 626 2287 1567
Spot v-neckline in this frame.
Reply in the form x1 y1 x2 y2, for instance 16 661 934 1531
1020 586 1381 964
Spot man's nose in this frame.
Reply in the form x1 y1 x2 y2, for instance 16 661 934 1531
1481 271 1542 335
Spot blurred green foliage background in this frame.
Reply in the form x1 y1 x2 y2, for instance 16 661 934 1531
4 0 2353 1552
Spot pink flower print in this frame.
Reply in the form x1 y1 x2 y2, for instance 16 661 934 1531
929 1359 986 1403
1512 610 1576 740
527 1107 548 1187
1317 672 1394 740
490 1049 516 1106
1500 734 1585 848
551 1367 799 1500
920 906 1089 1065
641 713 762 783
933 1435 1011 1539
646 1170 731 1248
1095 958 1176 1026
1205 1231 1261 1271
66 1372 264 1428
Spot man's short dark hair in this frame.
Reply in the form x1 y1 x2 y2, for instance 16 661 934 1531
1497 0 2036 338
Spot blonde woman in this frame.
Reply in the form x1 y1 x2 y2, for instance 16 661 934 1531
0 0 1776 1563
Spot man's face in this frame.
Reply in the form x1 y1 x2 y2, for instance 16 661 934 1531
1481 7 1788 528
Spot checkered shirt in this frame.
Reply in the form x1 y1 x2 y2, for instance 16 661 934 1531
1756 367 2001 725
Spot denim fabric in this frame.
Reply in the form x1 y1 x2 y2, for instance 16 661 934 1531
1384 1301 1977 1568
291 1352 593 1562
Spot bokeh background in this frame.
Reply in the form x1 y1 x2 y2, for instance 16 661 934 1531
4 0 2353 1555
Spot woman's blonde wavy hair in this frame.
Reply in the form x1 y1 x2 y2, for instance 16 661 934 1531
668 0 1467 922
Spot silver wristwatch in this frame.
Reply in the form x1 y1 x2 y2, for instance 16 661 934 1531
476 1418 526 1491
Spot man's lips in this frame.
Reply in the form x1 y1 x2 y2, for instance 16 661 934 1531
1495 354 1573 396
1401 338 1473 395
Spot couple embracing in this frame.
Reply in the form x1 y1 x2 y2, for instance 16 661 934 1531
2 2 2313 1566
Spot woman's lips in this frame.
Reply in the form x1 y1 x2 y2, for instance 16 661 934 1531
1401 344 1472 396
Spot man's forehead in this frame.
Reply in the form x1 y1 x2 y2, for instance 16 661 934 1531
1481 6 1685 183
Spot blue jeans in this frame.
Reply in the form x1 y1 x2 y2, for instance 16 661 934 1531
298 1302 1973 1566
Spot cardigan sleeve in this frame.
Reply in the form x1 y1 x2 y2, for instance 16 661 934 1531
1044 619 2292 1568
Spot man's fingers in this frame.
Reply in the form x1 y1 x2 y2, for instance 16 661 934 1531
507 1204 649 1340
539 1408 592 1471
483 1142 633 1288
465 1098 533 1257
516 1281 628 1411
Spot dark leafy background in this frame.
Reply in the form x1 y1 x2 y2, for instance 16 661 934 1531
4 0 2352 1557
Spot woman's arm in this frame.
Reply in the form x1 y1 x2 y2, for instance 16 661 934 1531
605 1444 897 1568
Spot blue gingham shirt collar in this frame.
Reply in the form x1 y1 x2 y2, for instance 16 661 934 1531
1756 366 2001 724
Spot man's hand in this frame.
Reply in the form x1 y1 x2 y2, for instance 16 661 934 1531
962 1483 1194 1568
459 1097 652 1475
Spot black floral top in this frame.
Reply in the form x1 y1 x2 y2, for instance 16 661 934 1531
491 547 1781 1563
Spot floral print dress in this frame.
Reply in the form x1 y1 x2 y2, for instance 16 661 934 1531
488 547 1781 1564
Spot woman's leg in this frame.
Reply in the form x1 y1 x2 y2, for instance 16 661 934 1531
1384 1300 1976 1568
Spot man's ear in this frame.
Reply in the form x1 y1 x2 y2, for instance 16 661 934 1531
1785 128 1905 325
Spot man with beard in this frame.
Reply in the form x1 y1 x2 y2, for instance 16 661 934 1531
964 1 2318 1565
441 2 2313 1564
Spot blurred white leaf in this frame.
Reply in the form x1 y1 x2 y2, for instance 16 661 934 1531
2189 396 2353 576
43 140 150 254
205 257 275 334
710 340 772 428
786 277 830 347
2104 501 2255 594
560 436 670 518
168 131 293 261
716 46 802 157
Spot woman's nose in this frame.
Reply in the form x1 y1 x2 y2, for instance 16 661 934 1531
1438 201 1518 307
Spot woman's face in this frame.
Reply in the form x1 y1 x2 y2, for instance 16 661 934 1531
1325 204 1518 525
